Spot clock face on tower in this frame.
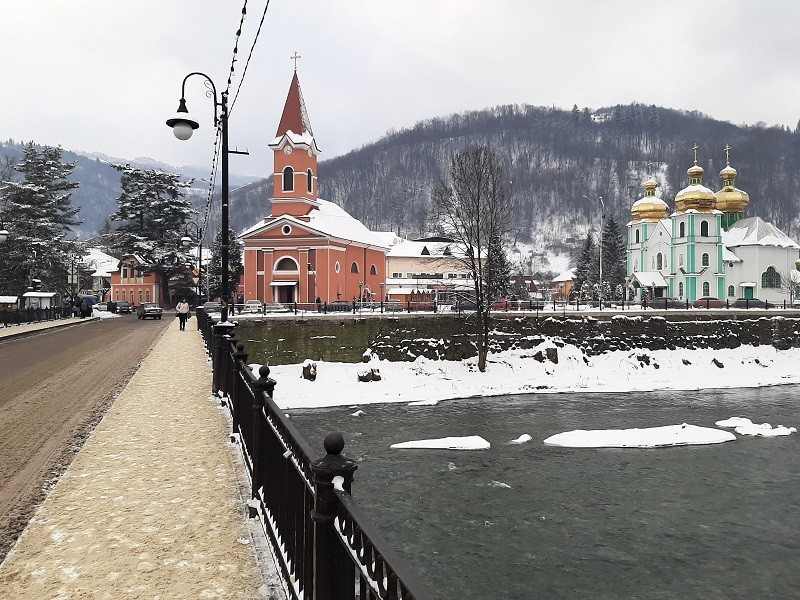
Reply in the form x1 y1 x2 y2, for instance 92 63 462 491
283 145 293 155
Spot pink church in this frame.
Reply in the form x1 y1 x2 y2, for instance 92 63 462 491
239 70 388 306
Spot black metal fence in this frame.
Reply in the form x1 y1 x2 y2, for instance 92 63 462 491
196 308 432 600
0 305 73 328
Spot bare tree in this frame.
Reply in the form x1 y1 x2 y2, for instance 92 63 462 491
433 146 512 372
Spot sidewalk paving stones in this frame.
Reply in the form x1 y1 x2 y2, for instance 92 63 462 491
0 319 284 598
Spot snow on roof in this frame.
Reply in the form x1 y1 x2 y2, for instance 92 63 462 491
387 239 468 258
632 271 669 288
722 246 742 263
552 268 576 283
83 247 120 276
0 295 19 303
268 130 320 154
373 231 403 247
240 198 389 249
22 292 59 298
722 216 800 250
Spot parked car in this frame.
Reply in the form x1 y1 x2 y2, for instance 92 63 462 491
451 297 479 311
137 302 163 319
95 302 108 311
328 300 352 312
693 296 726 308
264 302 291 313
116 301 132 314
242 300 263 313
384 299 403 312
733 298 773 309
649 297 687 309
201 301 221 313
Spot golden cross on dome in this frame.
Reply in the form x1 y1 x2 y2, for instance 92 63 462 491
724 144 731 164
290 52 301 70
692 144 699 164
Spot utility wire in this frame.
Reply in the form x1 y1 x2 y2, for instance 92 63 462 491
230 0 272 114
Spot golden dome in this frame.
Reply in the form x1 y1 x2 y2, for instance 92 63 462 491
631 177 668 222
687 164 704 178
675 163 716 213
715 187 749 213
715 161 749 213
720 164 737 180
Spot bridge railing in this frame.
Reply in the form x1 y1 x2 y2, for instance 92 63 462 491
197 309 432 600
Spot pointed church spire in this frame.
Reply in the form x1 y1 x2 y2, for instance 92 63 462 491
276 70 314 137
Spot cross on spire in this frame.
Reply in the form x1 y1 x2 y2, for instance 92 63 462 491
724 144 731 165
290 51 301 70
692 144 699 164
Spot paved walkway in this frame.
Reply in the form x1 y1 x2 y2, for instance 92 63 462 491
0 318 285 599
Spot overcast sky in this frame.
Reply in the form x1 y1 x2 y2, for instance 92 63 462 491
3 1 799 178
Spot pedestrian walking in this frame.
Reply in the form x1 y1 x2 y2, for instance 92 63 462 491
175 297 191 330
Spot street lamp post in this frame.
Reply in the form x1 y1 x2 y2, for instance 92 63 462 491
182 222 203 303
167 72 232 322
583 194 606 310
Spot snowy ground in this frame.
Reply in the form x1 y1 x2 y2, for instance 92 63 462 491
254 340 800 448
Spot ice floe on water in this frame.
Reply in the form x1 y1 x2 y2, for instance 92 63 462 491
543 423 737 448
715 416 797 437
508 434 532 444
390 435 490 450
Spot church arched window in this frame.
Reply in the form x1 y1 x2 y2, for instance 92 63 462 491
679 222 686 238
635 229 640 243
275 257 298 271
703 281 710 296
656 253 663 270
728 285 735 297
351 262 360 274
369 264 377 275
700 221 709 237
702 253 710 267
282 166 294 192
307 169 313 194
678 282 684 297
761 266 781 288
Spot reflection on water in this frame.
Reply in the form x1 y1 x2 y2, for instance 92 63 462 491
290 386 800 600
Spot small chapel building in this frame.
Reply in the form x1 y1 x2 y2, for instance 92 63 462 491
239 70 388 306
627 148 800 303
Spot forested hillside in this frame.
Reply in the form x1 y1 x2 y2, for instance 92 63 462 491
230 103 800 270
4 102 800 268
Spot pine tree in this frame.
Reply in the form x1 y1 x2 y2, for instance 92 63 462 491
107 164 194 306
486 234 512 302
574 231 597 298
0 143 83 294
206 227 243 302
601 215 627 299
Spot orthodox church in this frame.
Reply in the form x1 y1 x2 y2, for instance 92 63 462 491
627 147 800 303
239 70 388 305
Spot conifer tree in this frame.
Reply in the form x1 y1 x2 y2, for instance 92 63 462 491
206 227 243 302
0 143 83 294
486 233 512 301
601 215 627 300
574 231 597 298
107 164 194 306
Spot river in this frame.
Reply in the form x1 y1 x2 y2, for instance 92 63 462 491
289 385 800 599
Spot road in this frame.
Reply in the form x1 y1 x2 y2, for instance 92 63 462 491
0 315 170 562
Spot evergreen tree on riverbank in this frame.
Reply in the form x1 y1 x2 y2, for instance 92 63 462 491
0 143 83 294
